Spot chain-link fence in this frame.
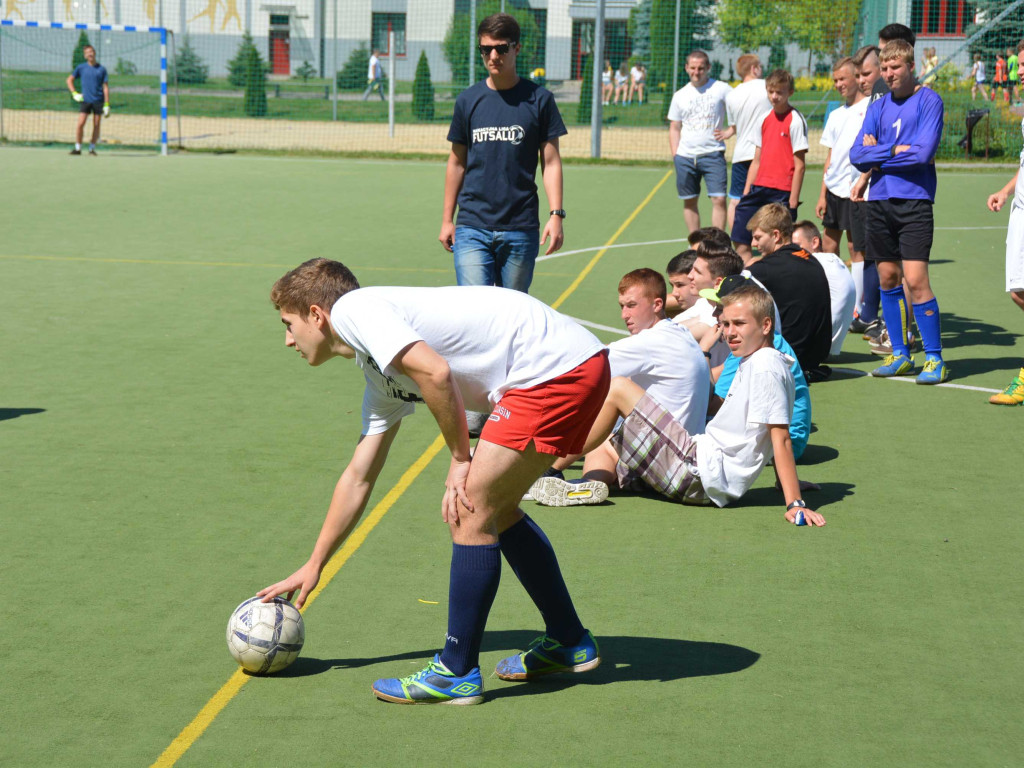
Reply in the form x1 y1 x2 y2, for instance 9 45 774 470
0 0 1021 160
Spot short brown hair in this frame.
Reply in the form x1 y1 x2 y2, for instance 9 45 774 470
721 284 776 334
793 219 822 247
618 268 666 304
477 13 520 44
852 45 880 68
687 49 710 66
747 203 794 238
688 226 732 250
880 39 915 66
666 249 699 276
736 54 761 78
764 69 794 93
832 56 855 74
271 258 360 314
695 248 744 280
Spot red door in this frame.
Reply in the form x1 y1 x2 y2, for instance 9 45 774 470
270 31 290 75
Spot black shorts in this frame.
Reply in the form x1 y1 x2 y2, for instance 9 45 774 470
822 188 852 232
849 200 867 252
730 185 796 245
863 199 934 262
80 100 104 115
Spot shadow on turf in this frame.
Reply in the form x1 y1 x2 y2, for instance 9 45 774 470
940 312 1017 351
735 482 854 510
282 630 760 696
0 408 45 422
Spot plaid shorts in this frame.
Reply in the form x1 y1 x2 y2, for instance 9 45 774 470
609 394 711 505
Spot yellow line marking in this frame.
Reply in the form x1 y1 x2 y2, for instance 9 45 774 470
417 599 440 605
150 434 446 768
550 170 672 310
150 175 665 766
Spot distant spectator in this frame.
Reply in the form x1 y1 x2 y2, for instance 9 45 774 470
629 62 646 105
613 62 629 105
1008 47 1019 104
994 52 1009 104
602 60 614 105
971 54 989 101
362 49 385 101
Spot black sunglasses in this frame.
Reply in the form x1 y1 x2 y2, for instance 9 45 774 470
479 43 513 56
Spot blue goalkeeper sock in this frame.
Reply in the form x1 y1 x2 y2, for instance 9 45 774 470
880 285 911 357
499 514 585 646
913 297 943 361
859 262 881 323
439 543 501 677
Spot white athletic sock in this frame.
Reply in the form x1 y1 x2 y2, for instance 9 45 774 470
851 261 864 311
75 143 81 151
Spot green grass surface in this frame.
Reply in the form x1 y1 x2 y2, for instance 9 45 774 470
1 149 1022 767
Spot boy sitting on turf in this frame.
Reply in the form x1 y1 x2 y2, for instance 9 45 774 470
676 247 743 369
535 282 824 525
791 220 858 360
730 69 809 264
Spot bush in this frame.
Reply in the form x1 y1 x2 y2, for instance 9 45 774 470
935 90 1023 160
173 38 208 85
295 61 316 82
72 32 92 70
442 0 541 87
337 46 374 91
412 51 435 121
115 58 137 77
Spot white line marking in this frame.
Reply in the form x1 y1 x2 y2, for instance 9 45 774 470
832 367 999 393
537 238 686 263
566 315 629 335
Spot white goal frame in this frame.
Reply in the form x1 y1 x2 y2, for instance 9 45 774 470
0 19 168 155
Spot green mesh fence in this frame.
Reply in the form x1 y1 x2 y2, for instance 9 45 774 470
0 0 1020 160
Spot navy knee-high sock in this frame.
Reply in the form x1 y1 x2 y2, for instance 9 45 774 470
860 261 881 323
439 543 501 676
499 514 585 646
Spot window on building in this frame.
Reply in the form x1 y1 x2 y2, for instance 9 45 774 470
911 0 975 38
372 12 406 57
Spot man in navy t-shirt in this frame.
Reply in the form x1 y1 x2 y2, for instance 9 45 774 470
439 13 567 293
850 39 947 384
66 45 109 156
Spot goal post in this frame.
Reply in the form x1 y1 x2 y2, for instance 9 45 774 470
0 19 169 155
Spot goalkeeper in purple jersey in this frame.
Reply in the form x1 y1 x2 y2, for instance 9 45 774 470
850 39 948 384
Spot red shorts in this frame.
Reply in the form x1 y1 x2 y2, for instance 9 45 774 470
481 351 611 457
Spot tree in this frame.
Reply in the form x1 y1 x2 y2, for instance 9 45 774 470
337 46 371 91
442 0 541 87
173 37 208 85
228 32 267 88
649 0 714 89
629 0 652 65
576 54 593 125
238 39 268 117
412 51 436 121
72 32 93 70
966 0 1023 58
295 61 316 82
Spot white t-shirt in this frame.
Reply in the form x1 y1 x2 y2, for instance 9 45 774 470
668 79 733 157
615 71 628 86
694 346 795 507
367 53 381 80
674 298 730 368
631 65 645 84
811 252 858 355
821 97 869 198
725 79 771 163
329 286 605 435
1015 117 1024 208
608 319 709 437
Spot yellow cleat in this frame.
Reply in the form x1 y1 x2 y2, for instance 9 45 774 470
989 368 1024 406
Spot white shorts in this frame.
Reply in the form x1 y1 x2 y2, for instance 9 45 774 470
1007 203 1024 292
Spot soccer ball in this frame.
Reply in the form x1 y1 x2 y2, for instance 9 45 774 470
226 596 305 674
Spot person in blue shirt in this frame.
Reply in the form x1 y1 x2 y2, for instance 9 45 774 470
66 45 109 156
850 39 947 384
439 13 567 293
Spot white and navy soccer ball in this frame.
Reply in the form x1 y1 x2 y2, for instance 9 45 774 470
226 597 305 674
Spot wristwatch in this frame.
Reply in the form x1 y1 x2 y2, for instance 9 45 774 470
786 499 807 510
549 209 567 218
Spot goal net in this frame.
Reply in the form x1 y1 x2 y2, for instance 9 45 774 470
0 20 168 154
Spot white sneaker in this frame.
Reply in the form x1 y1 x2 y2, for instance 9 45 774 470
528 476 609 507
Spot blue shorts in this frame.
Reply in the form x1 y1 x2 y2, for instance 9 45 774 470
674 152 727 199
728 160 751 200
730 185 797 245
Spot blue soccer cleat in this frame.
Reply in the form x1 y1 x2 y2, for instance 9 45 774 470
916 358 949 385
495 630 601 681
372 654 484 705
870 353 915 378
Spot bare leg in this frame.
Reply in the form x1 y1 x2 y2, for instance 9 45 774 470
683 197 701 235
75 112 87 145
710 196 727 231
581 441 618 486
727 198 739 233
822 227 842 255
90 114 101 147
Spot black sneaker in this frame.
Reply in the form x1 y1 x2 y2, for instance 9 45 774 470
88 149 97 156
849 316 870 334
69 148 81 155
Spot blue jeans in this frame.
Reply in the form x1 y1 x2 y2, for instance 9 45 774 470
452 226 539 292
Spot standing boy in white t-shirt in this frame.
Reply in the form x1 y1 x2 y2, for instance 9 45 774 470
718 54 771 231
668 50 732 234
985 122 1024 405
259 259 611 704
536 282 824 525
